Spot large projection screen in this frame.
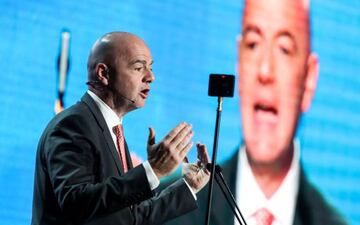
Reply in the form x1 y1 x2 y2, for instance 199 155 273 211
0 0 359 224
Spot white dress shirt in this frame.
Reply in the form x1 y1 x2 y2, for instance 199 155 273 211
235 141 300 225
87 90 160 190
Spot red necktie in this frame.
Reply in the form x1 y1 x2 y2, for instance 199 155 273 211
113 124 128 173
255 208 274 225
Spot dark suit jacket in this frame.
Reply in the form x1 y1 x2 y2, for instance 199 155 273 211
32 93 197 225
164 148 347 225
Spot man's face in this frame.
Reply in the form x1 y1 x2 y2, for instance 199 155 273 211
111 38 154 113
238 0 318 164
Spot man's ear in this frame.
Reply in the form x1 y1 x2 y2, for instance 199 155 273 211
95 63 110 86
301 53 319 112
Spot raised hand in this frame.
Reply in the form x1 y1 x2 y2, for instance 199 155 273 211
183 143 210 194
147 122 194 179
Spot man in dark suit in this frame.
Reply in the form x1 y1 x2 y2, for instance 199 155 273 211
31 32 210 225
165 0 347 224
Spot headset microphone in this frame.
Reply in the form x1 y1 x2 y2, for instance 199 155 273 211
118 93 135 104
86 80 136 104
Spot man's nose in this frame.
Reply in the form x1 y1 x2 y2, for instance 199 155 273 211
258 48 274 84
144 69 155 83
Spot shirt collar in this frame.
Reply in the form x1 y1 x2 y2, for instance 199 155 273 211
237 140 300 225
87 90 122 129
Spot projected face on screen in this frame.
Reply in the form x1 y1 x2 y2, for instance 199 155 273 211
238 0 319 164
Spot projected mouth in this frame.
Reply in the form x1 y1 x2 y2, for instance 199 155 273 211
254 103 278 124
255 103 277 114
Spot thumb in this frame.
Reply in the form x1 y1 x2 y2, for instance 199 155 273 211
148 127 156 146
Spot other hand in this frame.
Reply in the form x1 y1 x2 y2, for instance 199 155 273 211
183 142 210 194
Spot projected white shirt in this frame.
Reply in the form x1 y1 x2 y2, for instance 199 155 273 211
235 141 300 225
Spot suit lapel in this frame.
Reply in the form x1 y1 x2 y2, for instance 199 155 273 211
81 93 124 174
124 140 133 170
293 167 311 225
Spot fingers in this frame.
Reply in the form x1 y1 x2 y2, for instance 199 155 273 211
197 142 210 164
183 160 211 194
196 142 210 174
149 123 193 178
171 124 193 147
147 127 155 146
164 122 194 159
164 122 193 147
182 143 211 193
165 122 187 142
179 141 193 159
176 129 194 153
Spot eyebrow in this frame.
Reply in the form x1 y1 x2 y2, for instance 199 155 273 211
242 25 297 49
276 30 298 51
243 24 296 41
277 30 295 40
129 59 154 66
242 24 262 36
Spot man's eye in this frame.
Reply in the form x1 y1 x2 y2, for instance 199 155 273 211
280 47 289 55
277 37 295 56
246 42 257 50
279 46 293 55
135 67 143 71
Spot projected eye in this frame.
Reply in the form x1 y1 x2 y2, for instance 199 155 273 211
280 46 290 55
246 42 258 50
243 31 261 51
277 36 295 56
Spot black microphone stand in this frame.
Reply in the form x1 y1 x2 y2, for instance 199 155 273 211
58 91 64 108
204 97 247 225
204 96 222 225
210 164 247 225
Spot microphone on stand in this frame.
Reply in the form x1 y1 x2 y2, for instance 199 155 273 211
204 74 247 225
55 29 71 114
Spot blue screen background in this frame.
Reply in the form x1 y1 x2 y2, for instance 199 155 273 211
0 0 359 224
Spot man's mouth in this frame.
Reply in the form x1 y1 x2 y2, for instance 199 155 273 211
254 102 278 124
255 103 277 114
140 89 150 98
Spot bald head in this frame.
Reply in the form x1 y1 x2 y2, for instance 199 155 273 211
85 31 154 115
87 32 147 85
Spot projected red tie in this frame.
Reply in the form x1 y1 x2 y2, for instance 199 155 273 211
113 124 128 173
255 208 274 225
